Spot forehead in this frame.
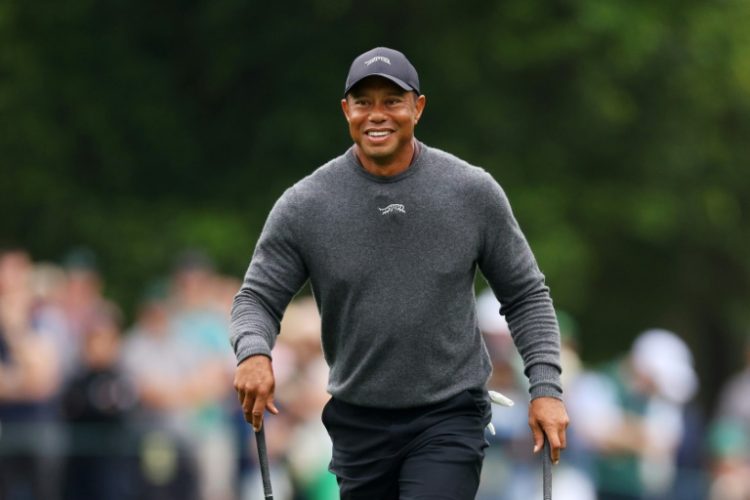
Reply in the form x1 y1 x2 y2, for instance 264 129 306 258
347 76 409 97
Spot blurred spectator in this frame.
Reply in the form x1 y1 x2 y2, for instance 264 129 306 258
568 328 702 500
239 296 336 500
708 335 750 500
61 304 138 500
169 250 237 500
475 288 595 500
556 310 584 390
122 284 201 500
277 297 336 499
475 288 536 500
29 262 71 364
10 246 742 500
537 309 596 500
59 247 118 380
0 248 64 500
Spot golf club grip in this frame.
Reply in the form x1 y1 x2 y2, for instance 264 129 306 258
255 427 274 500
543 437 552 500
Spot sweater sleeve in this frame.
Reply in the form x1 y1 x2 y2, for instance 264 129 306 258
230 187 309 364
475 173 563 400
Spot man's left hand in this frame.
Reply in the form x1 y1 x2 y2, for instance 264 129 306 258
528 396 569 465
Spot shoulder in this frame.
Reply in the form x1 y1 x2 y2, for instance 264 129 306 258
419 145 511 213
266 155 344 215
420 144 502 192
285 152 351 203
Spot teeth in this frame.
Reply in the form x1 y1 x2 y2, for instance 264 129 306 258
367 131 390 137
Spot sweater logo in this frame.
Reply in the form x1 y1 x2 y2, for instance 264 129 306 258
378 204 405 215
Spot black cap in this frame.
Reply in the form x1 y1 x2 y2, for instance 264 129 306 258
344 47 420 96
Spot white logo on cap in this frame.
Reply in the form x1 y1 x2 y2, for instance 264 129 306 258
364 56 391 66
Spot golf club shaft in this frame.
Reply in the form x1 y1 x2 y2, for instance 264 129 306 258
543 437 552 500
255 426 274 500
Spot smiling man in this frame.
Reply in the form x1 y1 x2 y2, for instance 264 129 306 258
342 75 425 176
231 47 569 499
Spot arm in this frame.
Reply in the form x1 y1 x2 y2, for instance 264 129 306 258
475 173 569 461
231 188 309 430
135 359 232 410
0 295 60 401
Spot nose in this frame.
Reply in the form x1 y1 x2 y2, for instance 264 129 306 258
368 102 387 122
368 113 386 124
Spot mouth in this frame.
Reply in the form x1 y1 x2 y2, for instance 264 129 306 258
365 129 393 138
364 129 393 144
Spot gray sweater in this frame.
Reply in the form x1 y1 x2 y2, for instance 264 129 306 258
231 143 562 408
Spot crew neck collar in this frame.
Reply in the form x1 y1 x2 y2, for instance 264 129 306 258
347 140 424 183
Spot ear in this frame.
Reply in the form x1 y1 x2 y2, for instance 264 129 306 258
341 98 351 123
414 94 426 124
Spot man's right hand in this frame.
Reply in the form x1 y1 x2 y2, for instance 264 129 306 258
234 354 279 431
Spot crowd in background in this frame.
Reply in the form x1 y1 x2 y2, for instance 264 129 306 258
1 246 749 500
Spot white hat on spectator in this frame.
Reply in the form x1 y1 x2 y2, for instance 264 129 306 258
476 288 509 336
631 329 698 404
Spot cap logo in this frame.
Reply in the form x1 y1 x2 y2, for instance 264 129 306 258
364 56 391 66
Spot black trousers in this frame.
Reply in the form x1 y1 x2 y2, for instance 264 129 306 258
322 388 492 500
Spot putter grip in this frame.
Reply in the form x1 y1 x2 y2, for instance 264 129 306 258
543 437 552 500
255 427 274 500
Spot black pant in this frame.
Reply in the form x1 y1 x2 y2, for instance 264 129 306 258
322 388 491 500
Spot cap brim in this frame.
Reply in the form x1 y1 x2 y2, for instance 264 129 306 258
344 73 416 96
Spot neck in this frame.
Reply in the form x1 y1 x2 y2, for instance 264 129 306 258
355 140 417 177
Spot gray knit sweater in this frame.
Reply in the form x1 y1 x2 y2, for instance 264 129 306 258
230 142 562 408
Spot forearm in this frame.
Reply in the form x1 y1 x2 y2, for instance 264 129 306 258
597 416 649 453
0 337 58 400
137 366 230 409
503 286 563 399
0 363 23 398
230 287 283 363
231 187 309 363
483 252 563 399
476 175 563 398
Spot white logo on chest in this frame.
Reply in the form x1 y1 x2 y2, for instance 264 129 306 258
378 204 406 215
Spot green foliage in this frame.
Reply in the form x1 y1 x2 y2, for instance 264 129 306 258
1 0 749 403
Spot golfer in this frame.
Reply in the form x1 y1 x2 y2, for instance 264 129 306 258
231 47 569 499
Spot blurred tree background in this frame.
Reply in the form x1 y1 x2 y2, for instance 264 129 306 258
1 0 748 411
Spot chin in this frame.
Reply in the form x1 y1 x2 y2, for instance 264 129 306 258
359 145 394 159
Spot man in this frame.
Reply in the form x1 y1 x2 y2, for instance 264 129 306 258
231 47 569 499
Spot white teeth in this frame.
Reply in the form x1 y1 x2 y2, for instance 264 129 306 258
367 131 390 137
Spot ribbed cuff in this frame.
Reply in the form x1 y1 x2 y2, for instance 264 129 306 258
527 363 563 401
234 334 273 365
